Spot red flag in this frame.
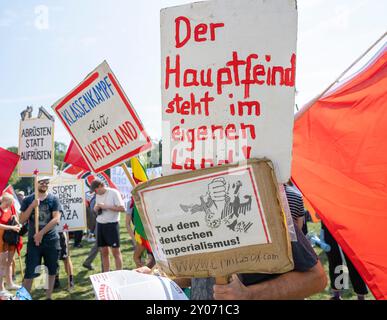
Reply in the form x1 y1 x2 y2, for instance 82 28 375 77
64 140 91 171
0 147 19 193
292 43 387 299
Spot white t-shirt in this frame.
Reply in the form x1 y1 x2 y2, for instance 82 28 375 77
95 188 124 224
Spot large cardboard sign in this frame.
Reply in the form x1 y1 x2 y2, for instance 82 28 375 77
52 61 152 173
49 176 87 232
90 270 187 300
161 0 297 182
18 118 54 176
132 159 293 278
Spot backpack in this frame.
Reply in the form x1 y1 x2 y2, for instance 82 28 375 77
2 215 20 246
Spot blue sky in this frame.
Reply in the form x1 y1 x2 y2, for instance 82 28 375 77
0 0 385 148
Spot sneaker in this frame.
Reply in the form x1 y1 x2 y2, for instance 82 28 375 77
87 236 96 243
6 284 21 290
82 262 94 271
73 243 83 248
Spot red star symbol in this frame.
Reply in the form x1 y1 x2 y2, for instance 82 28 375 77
33 169 39 175
63 224 69 231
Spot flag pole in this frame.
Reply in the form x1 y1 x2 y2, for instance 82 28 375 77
34 171 40 234
295 32 386 121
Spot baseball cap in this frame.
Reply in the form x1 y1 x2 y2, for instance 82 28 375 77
37 176 51 183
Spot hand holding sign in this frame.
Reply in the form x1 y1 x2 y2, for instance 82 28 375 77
213 274 250 300
34 231 43 247
30 199 40 209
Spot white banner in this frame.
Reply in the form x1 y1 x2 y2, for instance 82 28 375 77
110 166 163 207
90 270 187 300
18 118 54 176
161 0 297 182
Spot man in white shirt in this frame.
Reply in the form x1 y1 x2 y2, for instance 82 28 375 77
90 179 125 272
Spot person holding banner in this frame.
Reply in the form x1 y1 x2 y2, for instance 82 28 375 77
0 193 22 298
90 179 125 272
19 176 61 300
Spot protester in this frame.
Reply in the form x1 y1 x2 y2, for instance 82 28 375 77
16 191 25 205
73 230 83 248
125 198 136 248
321 221 368 300
135 179 327 300
284 181 305 230
19 176 61 300
0 193 21 298
83 192 101 271
55 231 74 289
90 179 125 272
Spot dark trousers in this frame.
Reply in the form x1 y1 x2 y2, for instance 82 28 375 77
321 222 368 295
73 230 83 246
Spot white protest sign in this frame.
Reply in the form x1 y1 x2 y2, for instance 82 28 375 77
18 118 54 176
111 166 163 207
49 177 86 232
52 61 152 173
137 165 271 262
90 270 187 300
110 166 133 207
161 0 297 182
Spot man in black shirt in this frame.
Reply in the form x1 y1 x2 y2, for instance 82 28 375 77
19 176 61 300
209 184 327 300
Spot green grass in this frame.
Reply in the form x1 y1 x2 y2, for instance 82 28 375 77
14 214 137 300
12 219 374 300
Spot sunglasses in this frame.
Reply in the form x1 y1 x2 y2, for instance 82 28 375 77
38 180 50 185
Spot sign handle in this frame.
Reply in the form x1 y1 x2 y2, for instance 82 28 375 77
120 163 137 188
215 276 230 285
34 173 39 234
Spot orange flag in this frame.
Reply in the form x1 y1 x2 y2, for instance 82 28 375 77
292 43 387 299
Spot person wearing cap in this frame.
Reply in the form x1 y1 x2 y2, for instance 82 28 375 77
19 176 61 300
16 191 25 205
90 179 125 272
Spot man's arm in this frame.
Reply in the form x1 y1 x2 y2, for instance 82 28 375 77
34 211 60 246
213 261 327 300
105 204 125 212
19 199 39 224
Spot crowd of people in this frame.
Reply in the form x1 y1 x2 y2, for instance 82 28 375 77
0 176 369 300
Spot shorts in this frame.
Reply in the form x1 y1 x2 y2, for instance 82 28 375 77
24 241 60 279
59 233 69 260
97 222 120 248
0 229 16 253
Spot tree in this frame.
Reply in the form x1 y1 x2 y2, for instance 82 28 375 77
54 141 67 172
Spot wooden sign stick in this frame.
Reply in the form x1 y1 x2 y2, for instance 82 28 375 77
120 162 136 189
215 276 230 285
34 171 40 234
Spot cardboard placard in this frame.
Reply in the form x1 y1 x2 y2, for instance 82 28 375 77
52 61 152 173
161 0 297 183
48 176 87 232
132 159 293 278
18 118 54 176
